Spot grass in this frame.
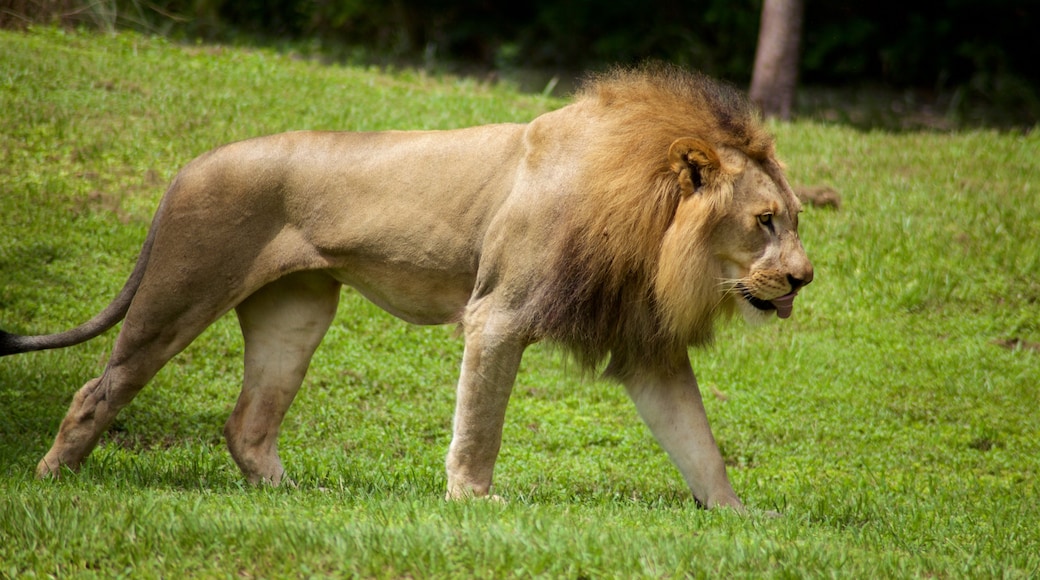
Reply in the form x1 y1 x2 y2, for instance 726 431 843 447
1 27 1039 578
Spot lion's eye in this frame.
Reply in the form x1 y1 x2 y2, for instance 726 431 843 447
757 213 774 227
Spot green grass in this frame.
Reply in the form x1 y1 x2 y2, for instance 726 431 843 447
2 27 1039 578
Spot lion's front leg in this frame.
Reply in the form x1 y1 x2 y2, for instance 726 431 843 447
445 306 525 499
622 357 744 511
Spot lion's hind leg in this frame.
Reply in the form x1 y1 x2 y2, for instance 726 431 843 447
36 281 242 479
225 271 341 485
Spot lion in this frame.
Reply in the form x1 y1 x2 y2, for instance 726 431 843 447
1 64 812 510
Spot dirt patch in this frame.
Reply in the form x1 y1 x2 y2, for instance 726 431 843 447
794 185 841 210
993 337 1040 353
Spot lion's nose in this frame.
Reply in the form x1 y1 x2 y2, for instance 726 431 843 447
787 270 813 291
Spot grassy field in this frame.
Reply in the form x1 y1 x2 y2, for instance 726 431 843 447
2 27 1038 578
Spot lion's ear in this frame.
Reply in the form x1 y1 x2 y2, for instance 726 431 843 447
668 138 721 197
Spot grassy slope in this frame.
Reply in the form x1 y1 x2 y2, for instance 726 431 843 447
1 28 1038 578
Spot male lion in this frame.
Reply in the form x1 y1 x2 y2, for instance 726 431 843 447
1 65 812 510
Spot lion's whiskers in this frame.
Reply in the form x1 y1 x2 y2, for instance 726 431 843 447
705 278 739 316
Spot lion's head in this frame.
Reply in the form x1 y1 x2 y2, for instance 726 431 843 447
521 64 813 377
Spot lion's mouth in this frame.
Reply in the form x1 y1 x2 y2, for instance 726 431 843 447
737 285 798 319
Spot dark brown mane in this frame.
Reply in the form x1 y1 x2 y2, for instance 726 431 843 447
517 65 777 378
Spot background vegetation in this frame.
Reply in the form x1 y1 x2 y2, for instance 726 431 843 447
1 27 1039 577
2 0 1038 125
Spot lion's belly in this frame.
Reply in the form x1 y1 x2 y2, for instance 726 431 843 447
327 261 476 325
310 223 482 325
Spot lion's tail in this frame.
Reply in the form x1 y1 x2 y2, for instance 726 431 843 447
0 200 161 357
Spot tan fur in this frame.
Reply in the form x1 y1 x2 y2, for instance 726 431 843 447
3 65 812 509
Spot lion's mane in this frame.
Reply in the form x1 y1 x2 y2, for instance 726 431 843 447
520 64 784 377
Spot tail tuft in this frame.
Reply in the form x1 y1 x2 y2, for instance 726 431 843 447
0 330 29 356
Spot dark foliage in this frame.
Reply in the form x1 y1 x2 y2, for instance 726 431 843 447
2 0 1037 94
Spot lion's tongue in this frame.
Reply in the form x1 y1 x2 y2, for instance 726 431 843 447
771 292 798 319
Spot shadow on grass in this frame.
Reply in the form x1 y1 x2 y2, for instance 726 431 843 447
0 354 229 479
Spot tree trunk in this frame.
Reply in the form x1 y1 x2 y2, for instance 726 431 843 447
749 0 804 120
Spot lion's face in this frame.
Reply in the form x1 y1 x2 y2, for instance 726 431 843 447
712 152 814 323
655 140 813 339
